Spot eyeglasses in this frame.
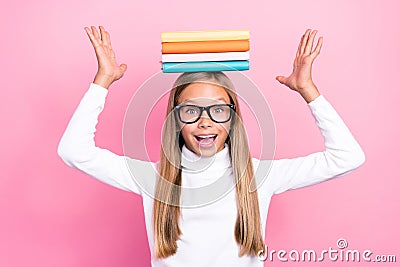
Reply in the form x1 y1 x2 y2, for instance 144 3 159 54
175 104 235 124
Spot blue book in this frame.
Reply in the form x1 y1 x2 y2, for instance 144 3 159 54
162 60 249 73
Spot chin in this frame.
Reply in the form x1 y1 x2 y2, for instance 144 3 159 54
199 144 225 157
198 148 216 158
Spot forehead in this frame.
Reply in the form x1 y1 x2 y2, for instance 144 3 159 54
178 82 230 105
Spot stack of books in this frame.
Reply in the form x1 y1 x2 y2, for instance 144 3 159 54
161 30 250 73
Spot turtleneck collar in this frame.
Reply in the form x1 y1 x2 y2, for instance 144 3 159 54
181 144 231 173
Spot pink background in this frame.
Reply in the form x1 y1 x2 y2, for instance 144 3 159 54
1 0 399 266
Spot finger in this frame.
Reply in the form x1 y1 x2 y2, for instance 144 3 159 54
106 31 112 47
91 26 101 41
299 29 311 55
296 34 304 57
120 64 127 73
304 30 318 55
311 36 323 59
85 27 100 47
99 26 110 47
275 76 287 85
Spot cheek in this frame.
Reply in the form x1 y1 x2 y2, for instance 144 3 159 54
217 123 231 137
180 124 193 141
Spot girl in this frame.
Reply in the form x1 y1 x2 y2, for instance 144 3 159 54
58 26 365 267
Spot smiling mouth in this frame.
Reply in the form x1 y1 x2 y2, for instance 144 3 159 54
194 134 217 147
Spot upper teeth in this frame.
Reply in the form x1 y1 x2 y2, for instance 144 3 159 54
197 135 216 139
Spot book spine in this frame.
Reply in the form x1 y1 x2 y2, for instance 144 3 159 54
161 30 250 42
162 61 250 73
161 51 250 63
162 40 250 54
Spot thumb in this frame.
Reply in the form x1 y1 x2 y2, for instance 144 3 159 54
275 76 287 85
120 63 127 73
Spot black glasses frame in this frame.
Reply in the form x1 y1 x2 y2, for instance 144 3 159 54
175 104 236 124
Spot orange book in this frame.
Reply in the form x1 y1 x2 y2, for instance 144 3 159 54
162 40 250 54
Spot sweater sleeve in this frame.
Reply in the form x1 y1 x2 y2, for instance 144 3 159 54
260 95 366 195
57 83 149 195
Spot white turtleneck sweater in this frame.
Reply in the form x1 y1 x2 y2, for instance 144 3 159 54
57 83 365 267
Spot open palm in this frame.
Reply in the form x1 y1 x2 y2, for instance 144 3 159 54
276 29 323 93
84 26 127 89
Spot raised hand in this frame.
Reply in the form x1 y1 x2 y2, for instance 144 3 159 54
276 29 323 103
84 26 127 89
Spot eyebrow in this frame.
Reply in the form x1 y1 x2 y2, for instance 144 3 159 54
181 98 228 104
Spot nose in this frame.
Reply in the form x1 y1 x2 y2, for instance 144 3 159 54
197 110 212 128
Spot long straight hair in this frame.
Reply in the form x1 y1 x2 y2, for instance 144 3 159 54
153 72 265 259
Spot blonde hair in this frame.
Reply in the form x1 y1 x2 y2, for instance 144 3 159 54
153 72 265 258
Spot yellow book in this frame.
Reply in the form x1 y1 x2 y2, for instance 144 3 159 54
161 30 250 42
